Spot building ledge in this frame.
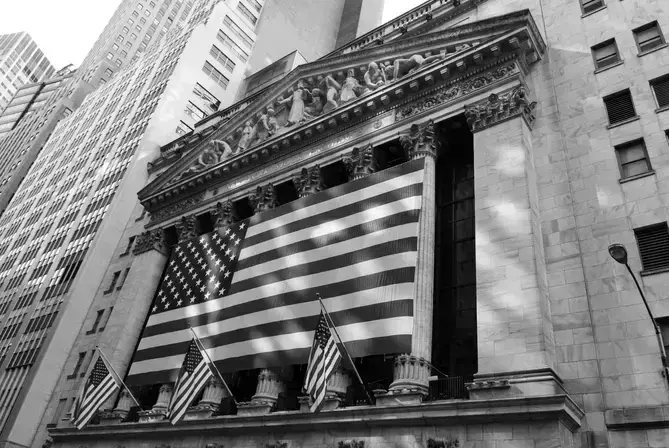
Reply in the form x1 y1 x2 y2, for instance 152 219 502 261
49 394 584 442
638 43 669 58
619 169 655 184
606 115 640 129
606 405 669 429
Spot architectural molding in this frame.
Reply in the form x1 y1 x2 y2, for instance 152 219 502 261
343 144 376 180
464 84 537 132
149 192 205 225
211 200 236 230
133 228 168 256
399 119 440 160
175 215 198 242
292 165 324 198
249 184 278 214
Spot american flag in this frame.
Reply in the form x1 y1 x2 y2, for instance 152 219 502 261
127 158 425 386
303 311 341 412
167 339 213 424
72 356 120 429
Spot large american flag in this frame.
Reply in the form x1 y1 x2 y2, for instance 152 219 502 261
303 311 341 412
127 158 425 386
167 339 213 424
72 357 120 429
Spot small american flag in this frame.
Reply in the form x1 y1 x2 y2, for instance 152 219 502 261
72 356 120 429
303 311 341 412
167 339 213 424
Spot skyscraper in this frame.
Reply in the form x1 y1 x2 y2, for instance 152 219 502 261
0 33 56 113
0 1 384 447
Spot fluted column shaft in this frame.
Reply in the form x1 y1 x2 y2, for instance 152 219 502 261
199 377 229 406
251 369 284 406
153 384 173 411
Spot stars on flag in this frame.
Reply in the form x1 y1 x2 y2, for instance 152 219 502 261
150 221 248 315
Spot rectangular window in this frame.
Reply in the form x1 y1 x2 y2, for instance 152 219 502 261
112 43 119 51
144 9 151 16
580 0 604 15
217 30 249 62
635 223 669 273
99 307 113 332
132 10 139 17
116 59 122 66
67 352 86 379
237 3 258 25
104 271 121 294
209 45 236 72
633 21 665 53
117 267 130 290
592 39 620 70
224 16 254 48
136 24 142 32
615 138 652 179
247 0 262 13
659 318 669 357
202 61 229 89
121 50 128 58
185 101 207 121
603 89 636 125
127 18 134 25
116 35 123 42
650 75 669 109
86 310 104 334
122 26 129 34
121 236 135 256
105 68 113 76
125 41 132 48
106 52 114 60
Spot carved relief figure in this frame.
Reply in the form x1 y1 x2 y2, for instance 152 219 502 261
249 184 278 214
393 53 445 80
305 88 325 118
343 144 376 180
322 75 341 114
279 80 311 126
340 69 363 104
212 200 236 229
293 165 324 198
237 120 254 152
210 139 233 159
180 139 231 178
363 62 386 94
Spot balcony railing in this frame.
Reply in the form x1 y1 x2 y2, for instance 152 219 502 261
427 376 469 401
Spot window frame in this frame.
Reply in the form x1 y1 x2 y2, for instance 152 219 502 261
634 222 669 274
614 138 652 180
579 0 605 16
603 88 638 126
633 21 666 54
591 38 621 71
650 74 669 110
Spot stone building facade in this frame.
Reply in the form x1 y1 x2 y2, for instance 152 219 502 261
44 0 669 448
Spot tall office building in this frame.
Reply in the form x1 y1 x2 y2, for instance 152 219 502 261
0 33 56 113
28 0 669 447
0 1 383 447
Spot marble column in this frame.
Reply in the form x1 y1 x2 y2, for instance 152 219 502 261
184 377 230 420
97 227 169 412
237 369 284 416
463 85 560 399
138 384 172 423
385 119 439 401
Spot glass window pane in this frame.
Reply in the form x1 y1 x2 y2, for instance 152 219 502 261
618 144 645 163
622 159 650 178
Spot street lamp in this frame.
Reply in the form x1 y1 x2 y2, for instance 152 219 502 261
608 243 669 379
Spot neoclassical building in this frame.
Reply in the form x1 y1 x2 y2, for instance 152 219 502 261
46 1 669 447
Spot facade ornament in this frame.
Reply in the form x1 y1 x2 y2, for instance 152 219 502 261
133 228 168 256
363 62 386 93
464 84 537 132
338 441 364 448
279 80 311 126
149 192 205 223
179 139 233 180
211 200 236 229
343 144 376 181
392 53 446 80
249 183 278 214
293 165 324 198
399 119 440 161
340 69 363 104
175 214 198 242
395 63 518 121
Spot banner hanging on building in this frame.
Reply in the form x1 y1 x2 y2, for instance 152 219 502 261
126 158 425 386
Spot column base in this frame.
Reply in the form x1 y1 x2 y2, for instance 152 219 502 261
467 367 563 400
137 409 167 423
374 388 424 407
388 354 430 396
298 396 311 413
184 403 218 420
321 394 343 411
97 410 126 425
236 400 274 416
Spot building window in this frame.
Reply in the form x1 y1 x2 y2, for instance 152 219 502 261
131 33 138 40
112 43 119 51
150 1 156 7
137 3 143 9
247 0 262 13
224 16 254 48
121 50 128 58
106 52 114 60
592 39 620 70
659 318 669 356
185 101 207 121
122 26 129 34
144 9 151 16
86 310 104 335
580 0 604 15
650 75 669 109
603 89 636 125
116 35 123 42
127 18 134 25
237 3 258 25
67 352 86 379
209 45 236 72
615 138 652 179
120 236 135 256
136 24 142 32
635 223 669 273
217 30 249 62
116 59 122 66
125 41 132 49
202 61 229 89
99 307 113 332
117 267 130 290
633 21 665 53
104 271 121 294
132 10 139 17
51 398 68 424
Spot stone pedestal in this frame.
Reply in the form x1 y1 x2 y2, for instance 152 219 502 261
138 384 171 423
388 119 438 396
185 377 229 420
97 389 134 425
298 396 311 413
237 369 284 416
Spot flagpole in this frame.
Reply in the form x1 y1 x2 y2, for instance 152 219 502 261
188 326 238 405
316 293 374 406
97 347 142 408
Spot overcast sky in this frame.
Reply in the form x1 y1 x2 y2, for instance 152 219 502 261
0 0 426 70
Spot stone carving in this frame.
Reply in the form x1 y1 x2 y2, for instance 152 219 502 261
322 75 342 114
212 200 236 229
427 438 459 448
279 80 311 126
293 165 324 198
393 53 446 80
175 215 198 242
395 63 518 121
266 442 287 448
340 69 363 104
464 84 537 132
338 441 364 448
149 192 205 223
363 62 386 93
249 184 278 214
179 139 234 179
133 228 168 255
400 119 439 160
343 144 376 181
238 121 254 152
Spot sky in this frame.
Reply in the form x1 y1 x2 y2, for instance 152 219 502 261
0 0 425 70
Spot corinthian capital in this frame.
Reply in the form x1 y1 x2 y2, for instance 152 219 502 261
175 215 198 242
399 119 440 161
133 228 168 256
464 84 537 132
211 200 236 230
343 144 376 181
293 165 324 198
249 184 278 215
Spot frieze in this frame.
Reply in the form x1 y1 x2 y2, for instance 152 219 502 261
133 228 168 256
464 84 537 132
149 192 205 224
395 62 518 121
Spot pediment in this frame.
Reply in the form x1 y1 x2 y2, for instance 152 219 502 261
139 9 545 211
